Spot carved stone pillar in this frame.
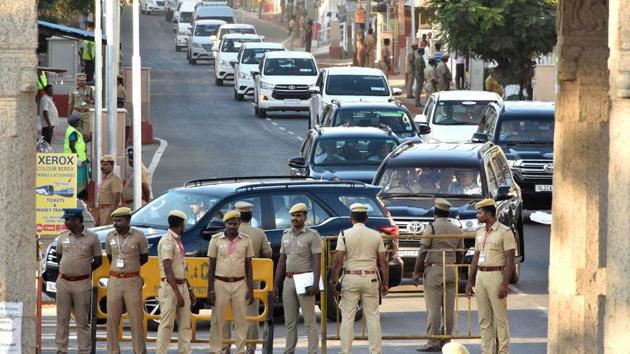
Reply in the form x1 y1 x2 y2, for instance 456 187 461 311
0 0 38 353
549 1 609 353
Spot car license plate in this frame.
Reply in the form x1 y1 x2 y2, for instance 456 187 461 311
535 184 553 192
398 250 418 257
46 281 57 293
284 99 301 104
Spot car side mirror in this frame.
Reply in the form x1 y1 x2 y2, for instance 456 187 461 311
416 122 431 135
309 86 320 95
472 132 489 143
288 156 307 169
203 218 225 239
496 186 511 201
392 88 403 96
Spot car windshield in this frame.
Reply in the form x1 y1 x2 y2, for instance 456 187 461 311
334 108 415 136
241 47 283 64
180 12 193 23
325 75 390 96
195 23 220 36
498 116 555 144
221 38 260 52
312 138 398 166
433 100 493 125
377 167 484 197
131 190 223 229
221 27 255 38
263 58 317 76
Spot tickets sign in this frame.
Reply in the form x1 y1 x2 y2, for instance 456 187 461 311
36 153 77 235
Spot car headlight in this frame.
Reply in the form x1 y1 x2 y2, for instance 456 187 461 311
192 42 201 48
219 59 230 67
260 81 274 90
239 72 250 80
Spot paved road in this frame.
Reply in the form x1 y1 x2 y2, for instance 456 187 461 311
40 8 550 353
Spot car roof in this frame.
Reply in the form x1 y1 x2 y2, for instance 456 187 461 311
195 19 227 25
433 90 501 102
264 50 315 59
242 42 284 49
220 23 255 29
196 5 233 15
500 101 555 117
334 101 404 110
313 126 399 140
324 66 385 76
386 142 494 167
179 177 381 194
222 33 262 39
180 2 196 11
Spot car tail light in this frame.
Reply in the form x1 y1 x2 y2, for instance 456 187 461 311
378 225 399 238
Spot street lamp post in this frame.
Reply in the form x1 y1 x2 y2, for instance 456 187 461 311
132 0 143 210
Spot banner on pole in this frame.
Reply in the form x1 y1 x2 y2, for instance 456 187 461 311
36 153 78 235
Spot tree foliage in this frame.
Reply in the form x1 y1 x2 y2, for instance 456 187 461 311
427 0 557 85
38 0 92 24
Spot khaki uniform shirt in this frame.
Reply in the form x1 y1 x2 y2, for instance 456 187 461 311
407 51 416 74
414 55 426 79
436 61 451 90
57 229 102 276
335 223 385 271
105 228 149 272
158 230 187 280
68 86 93 111
424 66 436 91
280 227 321 273
474 221 516 267
239 222 272 258
121 165 150 204
420 218 464 264
207 233 254 278
98 173 123 206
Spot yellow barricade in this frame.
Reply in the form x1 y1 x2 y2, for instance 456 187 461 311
91 257 274 352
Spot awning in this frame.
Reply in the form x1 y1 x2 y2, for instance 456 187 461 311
38 20 108 43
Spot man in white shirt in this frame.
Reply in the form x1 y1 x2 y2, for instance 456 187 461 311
39 84 60 144
314 140 346 164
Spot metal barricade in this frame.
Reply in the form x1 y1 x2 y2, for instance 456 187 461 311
90 257 274 353
319 232 487 353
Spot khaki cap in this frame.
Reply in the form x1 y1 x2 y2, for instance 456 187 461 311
475 198 496 209
76 73 86 79
111 207 132 217
434 198 452 211
223 210 241 222
169 210 187 221
234 201 253 212
349 203 368 213
100 155 115 162
289 203 307 214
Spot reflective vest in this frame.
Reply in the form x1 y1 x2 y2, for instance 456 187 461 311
64 126 87 162
82 41 95 61
37 71 48 90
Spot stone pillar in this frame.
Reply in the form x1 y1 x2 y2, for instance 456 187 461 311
0 0 38 353
605 0 630 352
548 0 609 353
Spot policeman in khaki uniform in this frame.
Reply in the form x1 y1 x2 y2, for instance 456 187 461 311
96 155 123 226
67 73 94 141
121 148 152 210
273 203 321 354
222 201 272 354
412 198 464 352
331 203 389 354
207 210 255 354
105 207 149 354
55 208 102 354
466 199 516 354
156 210 193 354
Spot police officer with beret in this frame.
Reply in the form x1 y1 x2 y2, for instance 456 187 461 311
105 207 149 354
156 210 193 354
331 203 389 354
96 155 122 226
413 198 464 352
55 208 102 354
207 210 255 354
466 199 516 354
273 203 321 354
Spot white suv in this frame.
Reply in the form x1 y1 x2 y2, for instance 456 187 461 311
187 19 226 64
233 42 285 101
310 66 402 120
252 51 319 118
141 0 165 14
214 33 263 86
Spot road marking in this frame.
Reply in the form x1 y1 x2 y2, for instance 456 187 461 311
288 131 295 135
278 126 286 131
297 136 304 141
148 138 167 180
271 122 278 126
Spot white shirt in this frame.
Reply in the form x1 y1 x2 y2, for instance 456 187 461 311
39 94 60 128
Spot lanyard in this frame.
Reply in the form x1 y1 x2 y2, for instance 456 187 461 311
116 233 130 259
227 236 240 256
98 175 108 194
481 227 492 251
170 231 185 257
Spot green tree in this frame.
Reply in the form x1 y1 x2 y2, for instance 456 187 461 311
38 0 92 24
427 0 556 91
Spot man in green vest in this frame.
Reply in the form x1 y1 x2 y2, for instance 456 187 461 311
65 114 89 200
83 22 96 82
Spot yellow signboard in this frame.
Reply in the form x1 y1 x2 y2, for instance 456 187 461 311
36 153 77 235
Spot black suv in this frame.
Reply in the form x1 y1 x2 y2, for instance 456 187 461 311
473 101 555 209
317 101 431 143
42 177 401 319
288 126 400 183
372 142 525 284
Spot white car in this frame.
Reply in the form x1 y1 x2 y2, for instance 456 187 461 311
417 90 502 143
172 0 195 33
211 24 258 61
310 66 402 120
252 51 319 118
214 33 263 86
233 42 285 101
141 0 165 14
187 19 226 64
175 23 192 52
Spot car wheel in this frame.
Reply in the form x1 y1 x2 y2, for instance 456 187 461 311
256 108 266 118
510 225 522 284
144 296 162 331
236 93 244 101
215 77 223 86
191 58 197 65
175 46 179 52
324 271 362 322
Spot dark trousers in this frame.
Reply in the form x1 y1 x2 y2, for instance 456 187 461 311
456 63 465 89
305 34 312 52
42 126 54 144
84 60 95 82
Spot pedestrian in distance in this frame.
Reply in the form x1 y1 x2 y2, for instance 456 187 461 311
436 54 452 92
407 43 419 98
355 31 366 67
55 208 102 354
95 155 123 226
466 199 516 354
365 28 377 68
412 198 464 352
423 57 438 100
414 48 427 107
288 15 299 50
105 207 149 354
39 84 59 144
67 73 94 142
304 19 313 53
121 147 152 210
331 203 389 354
455 52 466 90
83 22 96 82
222 201 272 354
156 210 195 354
64 114 89 199
433 42 443 63
273 203 321 354
207 210 255 354
381 38 392 76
